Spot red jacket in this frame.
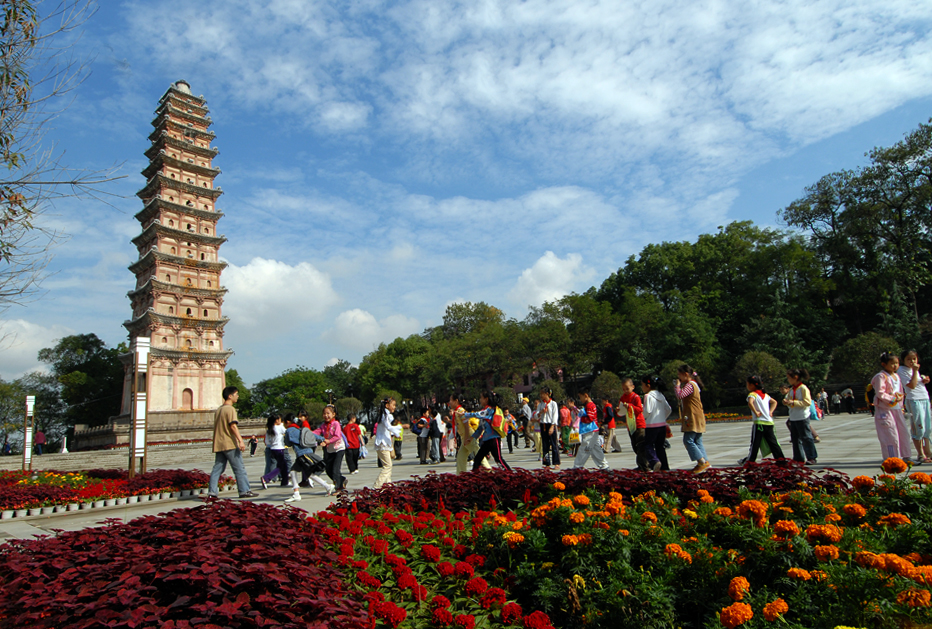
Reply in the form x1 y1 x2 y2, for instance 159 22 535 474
619 392 645 430
344 423 362 449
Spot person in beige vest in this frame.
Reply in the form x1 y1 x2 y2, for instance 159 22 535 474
674 365 710 473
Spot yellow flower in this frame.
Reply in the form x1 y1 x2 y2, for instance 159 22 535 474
683 509 698 519
573 574 586 590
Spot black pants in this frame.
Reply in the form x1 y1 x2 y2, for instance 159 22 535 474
748 423 784 462
323 449 345 489
629 428 647 470
346 447 360 473
507 431 519 453
417 438 429 463
542 425 560 465
473 438 511 471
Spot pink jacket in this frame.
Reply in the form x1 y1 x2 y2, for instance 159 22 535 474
871 371 903 410
318 420 346 453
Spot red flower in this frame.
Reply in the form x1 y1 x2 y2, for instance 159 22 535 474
432 608 454 626
398 573 419 590
442 537 456 547
371 539 388 554
480 587 507 609
412 583 429 601
454 544 468 558
465 554 486 567
454 562 475 579
502 602 523 624
385 554 407 567
454 614 476 629
523 610 555 629
353 560 369 569
395 529 414 546
374 601 407 628
432 595 452 609
357 571 382 589
437 561 455 577
465 576 489 597
422 544 442 562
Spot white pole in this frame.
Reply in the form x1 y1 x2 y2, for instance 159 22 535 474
129 338 150 475
22 396 35 472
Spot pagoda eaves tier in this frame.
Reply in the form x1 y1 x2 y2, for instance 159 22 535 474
120 80 232 416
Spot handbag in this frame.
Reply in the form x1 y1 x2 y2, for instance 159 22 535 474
568 429 580 445
360 444 369 459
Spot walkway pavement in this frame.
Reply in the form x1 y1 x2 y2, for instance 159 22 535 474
0 412 903 541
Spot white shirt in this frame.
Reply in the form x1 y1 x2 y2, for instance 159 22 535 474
375 411 400 450
537 399 559 424
268 423 286 449
747 392 775 425
643 391 672 428
897 365 930 401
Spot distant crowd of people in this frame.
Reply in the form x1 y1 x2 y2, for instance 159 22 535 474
207 350 932 498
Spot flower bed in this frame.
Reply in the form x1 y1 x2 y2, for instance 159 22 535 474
0 460 929 628
0 469 232 512
0 501 367 628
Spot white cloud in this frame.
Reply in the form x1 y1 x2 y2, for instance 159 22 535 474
509 251 596 310
322 309 420 351
223 257 339 336
0 319 75 379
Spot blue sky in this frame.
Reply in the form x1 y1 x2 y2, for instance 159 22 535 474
2 0 932 386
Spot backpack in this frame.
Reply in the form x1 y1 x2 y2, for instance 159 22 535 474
490 408 507 439
300 427 318 448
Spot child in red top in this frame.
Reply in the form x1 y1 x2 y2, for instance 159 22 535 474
619 378 648 470
344 414 362 475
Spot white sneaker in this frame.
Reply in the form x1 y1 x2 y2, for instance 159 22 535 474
351 470 359 475
326 484 336 496
285 493 301 503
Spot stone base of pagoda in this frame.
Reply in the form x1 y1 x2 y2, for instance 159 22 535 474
73 411 266 450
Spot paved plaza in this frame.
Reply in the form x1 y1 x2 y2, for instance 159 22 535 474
0 411 903 541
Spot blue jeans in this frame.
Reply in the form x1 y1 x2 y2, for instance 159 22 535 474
683 431 707 462
209 449 251 495
788 419 818 462
907 398 932 441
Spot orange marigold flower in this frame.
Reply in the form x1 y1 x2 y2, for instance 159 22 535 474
825 513 842 523
719 602 753 629
569 512 585 524
572 495 590 507
809 570 829 581
878 513 912 527
736 500 769 528
855 551 885 570
912 566 932 585
774 520 800 538
843 503 867 518
562 534 579 546
882 457 908 474
697 489 710 498
904 552 923 563
880 554 916 577
700 495 715 504
762 598 788 621
606 502 626 516
897 588 931 608
619 529 630 536
502 531 525 548
713 507 733 517
553 481 566 491
577 533 592 546
852 475 875 490
728 576 751 601
787 568 811 580
641 511 658 523
560 499 574 508
814 545 840 561
608 491 623 500
909 472 932 485
805 524 844 543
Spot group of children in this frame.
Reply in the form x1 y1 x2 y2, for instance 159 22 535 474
254 351 932 499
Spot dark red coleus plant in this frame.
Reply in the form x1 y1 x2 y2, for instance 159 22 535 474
0 501 368 629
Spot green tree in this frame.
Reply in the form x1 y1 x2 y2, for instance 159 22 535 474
335 397 363 421
591 371 623 404
249 367 328 417
37 333 123 427
224 369 253 417
733 351 785 396
323 359 358 399
830 332 900 384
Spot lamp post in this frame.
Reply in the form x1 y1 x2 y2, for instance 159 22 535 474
128 337 150 478
22 396 35 472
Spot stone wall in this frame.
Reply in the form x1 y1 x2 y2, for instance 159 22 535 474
73 411 267 450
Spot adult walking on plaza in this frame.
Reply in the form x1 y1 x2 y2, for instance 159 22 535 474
208 386 258 498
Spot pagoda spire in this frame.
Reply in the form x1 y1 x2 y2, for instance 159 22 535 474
119 80 232 416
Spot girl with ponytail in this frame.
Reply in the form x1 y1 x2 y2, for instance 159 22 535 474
744 375 784 464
